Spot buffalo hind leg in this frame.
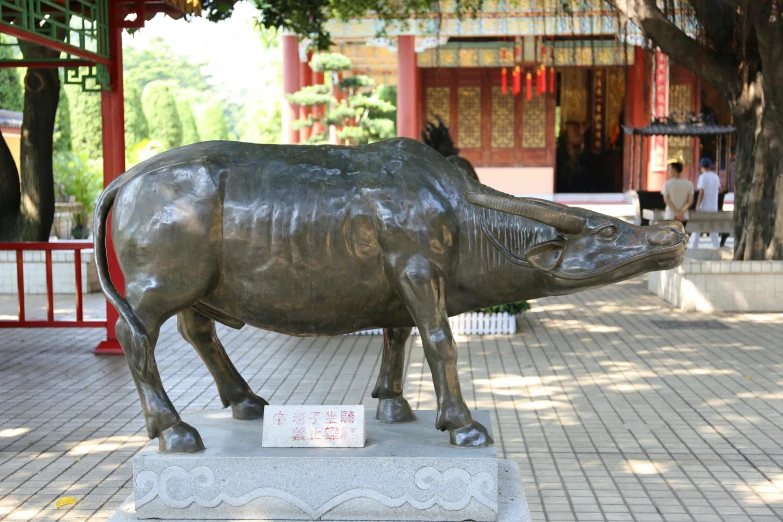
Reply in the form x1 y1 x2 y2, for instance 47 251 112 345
372 327 416 423
177 308 268 420
115 298 204 454
394 256 493 447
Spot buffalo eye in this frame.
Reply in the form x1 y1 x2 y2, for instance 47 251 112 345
597 225 619 240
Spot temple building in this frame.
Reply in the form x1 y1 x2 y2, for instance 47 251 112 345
281 1 732 200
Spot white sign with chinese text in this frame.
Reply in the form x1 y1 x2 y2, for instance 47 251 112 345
261 405 365 448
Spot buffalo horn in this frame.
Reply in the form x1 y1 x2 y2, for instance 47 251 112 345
467 193 586 234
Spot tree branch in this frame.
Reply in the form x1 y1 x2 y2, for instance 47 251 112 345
688 0 735 47
604 0 738 96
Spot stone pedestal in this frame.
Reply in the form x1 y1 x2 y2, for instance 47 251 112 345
108 409 532 522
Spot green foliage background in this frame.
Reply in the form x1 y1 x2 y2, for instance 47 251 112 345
177 100 201 145
68 88 103 161
0 41 22 112
142 81 183 150
198 103 230 141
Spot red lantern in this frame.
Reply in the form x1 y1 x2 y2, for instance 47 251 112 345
526 72 532 100
550 67 555 94
513 66 521 95
501 67 508 94
540 65 547 95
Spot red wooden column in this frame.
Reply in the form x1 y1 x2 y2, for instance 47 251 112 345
299 51 312 142
624 46 651 191
95 0 125 355
282 34 300 144
397 35 418 139
312 70 325 138
647 49 669 191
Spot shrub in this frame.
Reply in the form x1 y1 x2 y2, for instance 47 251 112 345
53 152 103 224
477 301 530 315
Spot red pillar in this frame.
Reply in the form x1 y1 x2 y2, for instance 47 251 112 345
299 52 312 142
397 35 418 139
282 35 300 144
624 46 651 191
647 49 669 191
312 71 325 138
95 1 125 355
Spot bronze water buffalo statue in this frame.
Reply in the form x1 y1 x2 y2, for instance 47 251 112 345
94 138 687 453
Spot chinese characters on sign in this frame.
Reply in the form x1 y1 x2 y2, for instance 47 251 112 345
652 49 669 170
261 405 365 448
593 69 604 152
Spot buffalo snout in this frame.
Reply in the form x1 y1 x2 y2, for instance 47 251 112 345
647 221 686 247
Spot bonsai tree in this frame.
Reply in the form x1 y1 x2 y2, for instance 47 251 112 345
288 52 395 145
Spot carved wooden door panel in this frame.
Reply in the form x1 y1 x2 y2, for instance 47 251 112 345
421 68 555 168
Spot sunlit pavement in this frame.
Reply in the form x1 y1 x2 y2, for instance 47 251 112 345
1 277 783 521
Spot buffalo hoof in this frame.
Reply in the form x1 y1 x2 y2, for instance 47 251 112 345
449 421 494 448
158 422 205 453
376 397 417 423
231 394 268 421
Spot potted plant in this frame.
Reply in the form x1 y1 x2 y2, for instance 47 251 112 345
54 152 103 239
478 300 531 333
71 212 90 239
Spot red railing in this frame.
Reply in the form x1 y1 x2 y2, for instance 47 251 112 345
0 242 107 328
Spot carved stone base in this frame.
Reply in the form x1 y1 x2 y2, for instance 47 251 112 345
128 409 508 521
110 460 529 522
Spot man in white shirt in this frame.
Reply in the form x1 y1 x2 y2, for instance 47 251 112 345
691 157 722 248
662 161 694 223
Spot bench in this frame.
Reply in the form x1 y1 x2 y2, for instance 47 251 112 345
641 209 734 234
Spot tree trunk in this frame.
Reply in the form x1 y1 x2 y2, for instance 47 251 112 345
732 76 783 260
16 65 60 241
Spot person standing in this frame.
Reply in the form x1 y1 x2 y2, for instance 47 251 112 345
662 161 694 225
691 157 722 249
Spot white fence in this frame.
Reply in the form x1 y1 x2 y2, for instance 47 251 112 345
349 312 517 336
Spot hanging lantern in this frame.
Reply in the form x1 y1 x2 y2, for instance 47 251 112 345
513 66 521 96
501 67 508 94
550 67 556 94
526 71 533 100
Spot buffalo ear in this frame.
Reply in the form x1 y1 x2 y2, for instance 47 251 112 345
524 240 565 271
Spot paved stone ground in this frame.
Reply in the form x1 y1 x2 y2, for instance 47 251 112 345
1 277 783 522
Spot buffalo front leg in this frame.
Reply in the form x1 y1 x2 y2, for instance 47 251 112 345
394 256 493 447
372 327 416 423
177 308 268 420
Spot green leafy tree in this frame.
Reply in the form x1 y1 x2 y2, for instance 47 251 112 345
238 100 282 144
53 151 103 223
142 81 183 150
0 41 22 111
124 82 149 150
177 100 201 145
289 53 395 145
67 86 103 160
198 103 230 141
124 38 212 93
53 84 72 154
